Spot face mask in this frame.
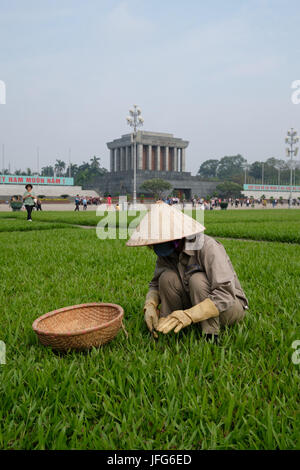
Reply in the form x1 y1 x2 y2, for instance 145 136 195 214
153 241 175 257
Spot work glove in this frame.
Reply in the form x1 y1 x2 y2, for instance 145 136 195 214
157 298 219 334
144 290 160 338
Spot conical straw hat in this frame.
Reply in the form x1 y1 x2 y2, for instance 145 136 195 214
126 202 205 247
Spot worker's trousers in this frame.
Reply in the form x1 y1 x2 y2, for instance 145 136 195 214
159 270 246 335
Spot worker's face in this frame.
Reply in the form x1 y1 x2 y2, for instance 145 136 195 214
174 239 184 253
153 239 184 257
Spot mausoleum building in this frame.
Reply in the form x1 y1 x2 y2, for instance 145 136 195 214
90 131 218 198
107 131 188 173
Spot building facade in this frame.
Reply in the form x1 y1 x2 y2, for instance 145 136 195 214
92 131 218 198
107 131 188 173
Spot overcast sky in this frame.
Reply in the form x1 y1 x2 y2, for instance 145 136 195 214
0 0 300 175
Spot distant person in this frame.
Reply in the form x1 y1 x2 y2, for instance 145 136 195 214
83 197 87 210
23 184 35 221
36 198 42 211
74 195 80 211
107 195 112 208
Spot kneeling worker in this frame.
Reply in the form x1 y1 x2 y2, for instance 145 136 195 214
126 203 248 341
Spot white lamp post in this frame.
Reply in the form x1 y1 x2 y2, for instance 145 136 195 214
274 164 283 186
126 105 144 207
242 162 250 185
285 128 299 206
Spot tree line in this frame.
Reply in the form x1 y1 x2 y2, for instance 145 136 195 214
197 154 300 185
2 153 299 200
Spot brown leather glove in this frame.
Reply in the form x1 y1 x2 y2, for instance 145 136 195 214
144 290 160 338
157 298 219 334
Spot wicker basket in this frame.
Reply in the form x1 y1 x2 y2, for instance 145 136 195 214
32 303 124 351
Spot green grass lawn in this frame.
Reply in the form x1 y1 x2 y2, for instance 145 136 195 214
0 218 79 233
1 208 299 242
0 210 299 449
205 221 300 243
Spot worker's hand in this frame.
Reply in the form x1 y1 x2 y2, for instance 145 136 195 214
157 299 219 334
157 310 192 334
144 304 160 338
143 290 160 338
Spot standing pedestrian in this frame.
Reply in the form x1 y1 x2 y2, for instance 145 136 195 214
23 184 35 221
107 194 112 209
74 194 80 211
83 197 87 210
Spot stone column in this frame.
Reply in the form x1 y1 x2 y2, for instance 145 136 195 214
123 147 127 171
120 147 124 171
181 148 186 172
125 146 129 170
128 146 132 170
148 145 152 170
137 143 143 170
110 149 114 172
114 148 118 172
173 147 178 172
165 146 169 171
118 148 122 172
156 146 161 171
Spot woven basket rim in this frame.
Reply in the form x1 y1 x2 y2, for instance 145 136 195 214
32 302 124 337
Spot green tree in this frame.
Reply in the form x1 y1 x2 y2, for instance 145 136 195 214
140 178 172 199
217 154 246 180
216 181 243 198
54 159 66 176
90 156 101 169
249 161 263 180
64 163 79 178
41 165 54 176
249 158 292 184
74 158 108 186
197 159 219 178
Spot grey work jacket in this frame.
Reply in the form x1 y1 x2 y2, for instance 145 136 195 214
148 234 249 313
